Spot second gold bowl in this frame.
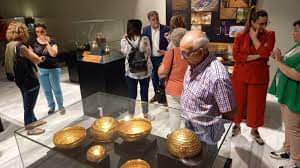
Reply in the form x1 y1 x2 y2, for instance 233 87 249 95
118 118 152 142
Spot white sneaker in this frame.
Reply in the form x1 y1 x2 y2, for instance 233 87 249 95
279 160 300 168
270 148 290 160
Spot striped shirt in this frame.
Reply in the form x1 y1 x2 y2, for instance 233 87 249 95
181 54 235 126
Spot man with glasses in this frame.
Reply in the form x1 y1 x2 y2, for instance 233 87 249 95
180 30 236 145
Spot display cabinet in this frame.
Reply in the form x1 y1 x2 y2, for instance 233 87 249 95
15 92 232 168
67 19 128 98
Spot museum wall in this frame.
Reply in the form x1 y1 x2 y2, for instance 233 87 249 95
0 0 166 50
257 0 300 83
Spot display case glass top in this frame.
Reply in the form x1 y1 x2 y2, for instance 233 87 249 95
15 92 232 168
72 19 126 64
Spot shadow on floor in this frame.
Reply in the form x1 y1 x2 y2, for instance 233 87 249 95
235 146 269 168
0 119 21 143
264 101 282 130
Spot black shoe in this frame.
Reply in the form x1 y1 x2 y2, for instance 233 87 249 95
48 109 55 115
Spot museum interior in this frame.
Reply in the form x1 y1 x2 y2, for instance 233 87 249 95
0 0 300 168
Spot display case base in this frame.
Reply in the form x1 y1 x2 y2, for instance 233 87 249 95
114 135 157 156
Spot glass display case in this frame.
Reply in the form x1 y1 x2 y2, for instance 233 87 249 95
72 19 126 64
15 92 232 168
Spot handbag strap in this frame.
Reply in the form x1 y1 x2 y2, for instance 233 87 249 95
168 48 175 77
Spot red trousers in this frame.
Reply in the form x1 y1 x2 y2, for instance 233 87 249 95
232 80 268 128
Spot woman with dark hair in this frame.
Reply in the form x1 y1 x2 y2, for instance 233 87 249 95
231 7 275 145
31 23 65 115
269 20 300 168
120 19 152 116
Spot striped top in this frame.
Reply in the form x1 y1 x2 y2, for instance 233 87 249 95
181 54 235 126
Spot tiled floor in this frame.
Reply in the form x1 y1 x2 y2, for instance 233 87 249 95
0 67 291 168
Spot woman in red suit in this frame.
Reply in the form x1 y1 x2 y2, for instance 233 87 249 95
231 8 275 145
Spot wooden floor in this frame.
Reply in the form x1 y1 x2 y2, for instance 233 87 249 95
0 67 291 168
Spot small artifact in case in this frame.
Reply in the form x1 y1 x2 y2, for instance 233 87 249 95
86 145 107 163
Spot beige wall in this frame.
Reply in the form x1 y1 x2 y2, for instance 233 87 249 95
257 0 300 82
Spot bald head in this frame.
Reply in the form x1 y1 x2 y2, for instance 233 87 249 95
180 30 209 51
180 30 210 65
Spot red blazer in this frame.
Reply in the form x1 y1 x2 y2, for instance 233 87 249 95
232 30 275 84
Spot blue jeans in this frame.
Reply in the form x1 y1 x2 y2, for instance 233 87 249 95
126 76 150 113
38 68 64 110
150 56 163 92
20 87 39 126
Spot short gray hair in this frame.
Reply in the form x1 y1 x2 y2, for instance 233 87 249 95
170 28 187 47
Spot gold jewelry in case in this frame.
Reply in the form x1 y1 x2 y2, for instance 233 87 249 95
86 145 106 163
121 159 151 168
118 118 152 142
166 128 202 158
53 126 86 149
90 117 119 142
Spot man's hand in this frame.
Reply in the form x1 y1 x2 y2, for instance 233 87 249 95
158 50 166 55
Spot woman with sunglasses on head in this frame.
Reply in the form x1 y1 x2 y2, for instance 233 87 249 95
231 7 275 145
31 24 65 115
7 21 46 135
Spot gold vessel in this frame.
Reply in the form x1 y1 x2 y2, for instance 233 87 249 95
86 145 106 162
166 128 201 158
118 118 152 142
53 126 86 149
90 116 119 142
121 159 151 168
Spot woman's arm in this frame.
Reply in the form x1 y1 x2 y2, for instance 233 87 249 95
46 43 58 57
276 61 300 81
158 49 173 79
250 29 275 58
272 48 300 81
232 33 246 63
120 37 131 55
20 47 43 64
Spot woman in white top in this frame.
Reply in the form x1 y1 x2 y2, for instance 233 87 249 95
120 19 152 115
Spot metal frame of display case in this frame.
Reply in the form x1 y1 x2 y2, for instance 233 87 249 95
14 92 232 168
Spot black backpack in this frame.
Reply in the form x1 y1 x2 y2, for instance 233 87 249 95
13 43 39 90
126 37 148 73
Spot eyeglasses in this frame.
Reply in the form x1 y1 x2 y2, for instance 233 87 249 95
35 30 45 34
181 48 200 58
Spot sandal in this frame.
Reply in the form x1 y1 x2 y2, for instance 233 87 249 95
25 120 47 130
232 125 241 137
251 129 264 145
27 128 45 135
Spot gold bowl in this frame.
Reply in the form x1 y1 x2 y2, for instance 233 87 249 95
121 159 151 168
166 128 201 158
90 117 119 142
118 118 152 142
86 145 106 162
53 126 86 149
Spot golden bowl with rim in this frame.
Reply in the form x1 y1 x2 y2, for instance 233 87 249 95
53 126 86 149
86 145 106 162
121 159 151 168
118 118 152 142
166 128 201 158
90 116 119 142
